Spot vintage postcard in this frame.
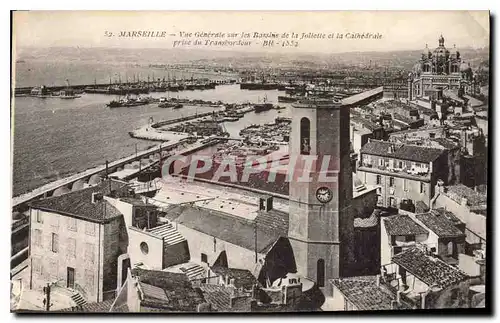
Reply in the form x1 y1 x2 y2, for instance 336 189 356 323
10 10 489 313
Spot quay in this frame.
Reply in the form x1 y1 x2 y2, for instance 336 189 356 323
11 131 223 270
13 78 235 96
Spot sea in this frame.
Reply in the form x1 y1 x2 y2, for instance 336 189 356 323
12 60 291 197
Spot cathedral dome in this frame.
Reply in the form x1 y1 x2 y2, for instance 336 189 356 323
433 34 448 57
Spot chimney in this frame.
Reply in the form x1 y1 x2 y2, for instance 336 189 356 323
421 292 428 309
376 274 381 287
396 290 402 304
460 197 468 206
259 196 273 212
92 192 103 204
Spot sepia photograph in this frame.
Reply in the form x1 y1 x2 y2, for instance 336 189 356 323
9 10 490 313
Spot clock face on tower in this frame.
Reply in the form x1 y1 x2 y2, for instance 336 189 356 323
316 187 333 204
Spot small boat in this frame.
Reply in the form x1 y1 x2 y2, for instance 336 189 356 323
59 80 81 99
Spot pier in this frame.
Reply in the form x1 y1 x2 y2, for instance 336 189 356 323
13 78 235 96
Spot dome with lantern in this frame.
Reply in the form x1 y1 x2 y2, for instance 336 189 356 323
433 34 449 58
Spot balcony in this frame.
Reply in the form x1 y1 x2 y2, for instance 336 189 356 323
358 162 431 181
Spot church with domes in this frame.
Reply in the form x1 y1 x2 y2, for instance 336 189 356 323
408 35 476 100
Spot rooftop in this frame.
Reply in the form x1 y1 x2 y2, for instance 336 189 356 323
162 204 284 253
57 299 115 313
342 86 383 106
391 247 469 289
210 266 260 290
416 211 465 238
384 214 428 236
444 184 487 208
30 179 129 224
131 268 206 312
360 140 445 163
430 137 460 150
354 210 379 228
330 276 414 311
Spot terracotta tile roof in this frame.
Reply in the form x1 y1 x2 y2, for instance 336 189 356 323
415 201 429 214
432 208 463 226
416 211 465 238
444 184 487 207
330 276 414 311
198 284 232 311
354 210 379 228
163 204 282 253
431 138 460 150
110 303 129 312
57 299 115 312
30 179 130 223
360 140 445 163
132 268 206 312
210 266 259 290
391 247 469 289
384 214 428 236
255 209 289 235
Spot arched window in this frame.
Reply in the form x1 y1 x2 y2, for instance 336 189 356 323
317 259 325 287
300 117 311 155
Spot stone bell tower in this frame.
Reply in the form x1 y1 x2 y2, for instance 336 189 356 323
287 98 354 293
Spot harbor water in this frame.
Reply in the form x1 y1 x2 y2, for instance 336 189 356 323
12 84 292 196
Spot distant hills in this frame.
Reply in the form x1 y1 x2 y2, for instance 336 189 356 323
15 46 490 71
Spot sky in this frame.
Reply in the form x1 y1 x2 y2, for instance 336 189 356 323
12 11 490 53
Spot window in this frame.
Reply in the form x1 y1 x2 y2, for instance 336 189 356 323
85 269 95 290
140 242 149 255
32 257 42 274
33 229 42 247
389 197 397 207
201 253 208 263
376 175 382 185
317 259 325 287
378 158 384 167
405 235 415 242
51 216 59 229
398 161 403 169
420 182 426 194
429 132 436 139
36 211 43 224
51 233 59 253
85 222 95 236
389 177 395 187
67 238 76 258
49 260 58 279
300 117 311 155
85 243 95 263
68 217 77 231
